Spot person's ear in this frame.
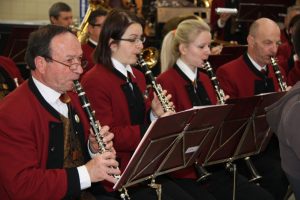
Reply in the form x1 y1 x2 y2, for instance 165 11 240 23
109 38 117 52
247 35 254 48
50 16 57 24
179 43 188 55
34 56 48 74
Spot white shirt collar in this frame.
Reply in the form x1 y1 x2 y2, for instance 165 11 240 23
111 57 135 78
88 38 98 46
176 58 197 82
32 76 61 104
32 76 68 117
247 53 267 71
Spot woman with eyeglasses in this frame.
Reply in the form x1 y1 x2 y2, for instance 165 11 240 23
157 18 274 200
81 8 215 200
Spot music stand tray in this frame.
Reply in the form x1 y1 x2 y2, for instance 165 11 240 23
113 104 233 191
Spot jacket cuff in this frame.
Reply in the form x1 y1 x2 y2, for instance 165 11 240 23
64 167 81 199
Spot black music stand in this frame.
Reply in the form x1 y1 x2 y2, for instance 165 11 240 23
201 95 261 166
234 92 287 158
237 3 286 23
196 92 286 200
201 92 286 167
113 104 233 191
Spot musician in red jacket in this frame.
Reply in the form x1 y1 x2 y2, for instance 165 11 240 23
157 18 274 200
0 25 120 199
216 18 290 199
81 9 211 200
81 8 108 73
217 18 290 98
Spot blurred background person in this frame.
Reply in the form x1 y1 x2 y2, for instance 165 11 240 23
81 8 108 73
210 0 245 44
281 5 300 44
49 1 73 28
277 14 300 83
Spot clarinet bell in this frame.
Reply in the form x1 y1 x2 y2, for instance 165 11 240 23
194 162 211 182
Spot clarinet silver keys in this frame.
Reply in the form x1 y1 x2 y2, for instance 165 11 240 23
73 80 130 200
138 55 175 112
202 61 226 104
270 57 287 92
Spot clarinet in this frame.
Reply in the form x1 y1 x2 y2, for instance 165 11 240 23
137 56 175 112
270 57 287 92
202 61 226 104
73 80 130 200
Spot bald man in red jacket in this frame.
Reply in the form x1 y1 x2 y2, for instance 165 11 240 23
216 18 289 200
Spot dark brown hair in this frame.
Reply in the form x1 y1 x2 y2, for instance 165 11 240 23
93 9 142 69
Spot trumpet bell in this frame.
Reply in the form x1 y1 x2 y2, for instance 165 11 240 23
140 47 159 69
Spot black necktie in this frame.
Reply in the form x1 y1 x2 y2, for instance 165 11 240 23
127 71 134 90
260 69 267 75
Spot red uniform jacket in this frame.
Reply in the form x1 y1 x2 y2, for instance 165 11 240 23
156 65 217 179
81 64 151 173
82 41 96 74
157 66 217 112
0 77 90 199
216 54 286 98
277 41 293 75
280 29 289 45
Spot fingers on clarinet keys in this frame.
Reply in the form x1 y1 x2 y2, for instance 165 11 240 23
162 90 176 112
86 151 120 183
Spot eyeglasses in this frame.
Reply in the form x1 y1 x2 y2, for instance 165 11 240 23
90 23 102 28
44 56 88 70
118 36 146 44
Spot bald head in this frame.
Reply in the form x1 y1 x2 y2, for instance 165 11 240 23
249 18 280 37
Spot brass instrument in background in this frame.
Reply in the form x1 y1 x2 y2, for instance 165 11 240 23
140 47 159 69
139 47 175 112
270 57 288 92
76 0 110 44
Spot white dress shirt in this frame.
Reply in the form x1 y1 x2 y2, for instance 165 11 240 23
247 53 267 71
176 58 197 82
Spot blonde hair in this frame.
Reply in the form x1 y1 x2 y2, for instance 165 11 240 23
160 19 210 73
